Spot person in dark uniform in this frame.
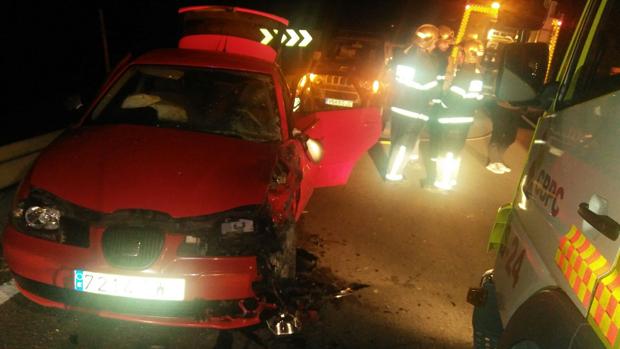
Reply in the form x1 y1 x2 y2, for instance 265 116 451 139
385 24 440 182
485 100 521 174
432 39 485 190
422 25 455 188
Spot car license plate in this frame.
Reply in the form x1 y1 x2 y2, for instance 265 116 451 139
74 270 185 301
325 98 354 108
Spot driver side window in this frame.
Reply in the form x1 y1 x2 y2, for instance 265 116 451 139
564 0 620 105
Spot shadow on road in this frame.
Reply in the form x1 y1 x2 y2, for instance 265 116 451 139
368 143 388 178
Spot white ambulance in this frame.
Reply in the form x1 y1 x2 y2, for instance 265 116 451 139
469 0 620 348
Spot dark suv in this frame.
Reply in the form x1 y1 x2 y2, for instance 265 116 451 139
294 32 386 113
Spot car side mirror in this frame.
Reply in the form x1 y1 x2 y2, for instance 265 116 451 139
293 128 323 163
496 43 549 104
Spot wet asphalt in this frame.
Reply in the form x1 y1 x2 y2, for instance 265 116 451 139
0 128 532 349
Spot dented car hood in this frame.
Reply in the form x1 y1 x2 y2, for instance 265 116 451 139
30 124 278 217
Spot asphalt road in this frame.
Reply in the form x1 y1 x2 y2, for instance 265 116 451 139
0 128 531 349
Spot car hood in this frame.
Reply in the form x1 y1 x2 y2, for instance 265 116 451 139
30 124 278 217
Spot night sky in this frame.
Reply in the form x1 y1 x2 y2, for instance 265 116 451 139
2 0 559 144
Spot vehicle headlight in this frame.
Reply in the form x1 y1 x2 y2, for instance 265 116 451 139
11 203 64 242
372 80 380 94
23 206 61 230
360 80 381 94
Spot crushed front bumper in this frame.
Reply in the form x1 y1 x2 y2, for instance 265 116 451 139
2 226 272 329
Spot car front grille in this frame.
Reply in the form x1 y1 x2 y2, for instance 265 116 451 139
102 226 164 269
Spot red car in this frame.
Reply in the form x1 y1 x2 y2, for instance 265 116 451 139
2 6 380 332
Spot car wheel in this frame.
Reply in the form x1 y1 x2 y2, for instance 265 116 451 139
498 289 604 349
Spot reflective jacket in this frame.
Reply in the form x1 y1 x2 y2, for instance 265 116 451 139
389 47 439 122
437 63 484 124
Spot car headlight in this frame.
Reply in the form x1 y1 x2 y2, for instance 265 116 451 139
23 206 61 230
360 80 381 94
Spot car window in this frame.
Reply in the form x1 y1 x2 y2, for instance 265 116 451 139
89 65 281 142
325 38 384 65
562 0 620 106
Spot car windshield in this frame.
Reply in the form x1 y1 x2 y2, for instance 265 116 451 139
89 65 281 142
325 38 383 65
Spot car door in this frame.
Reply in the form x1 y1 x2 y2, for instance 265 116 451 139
295 107 381 188
514 0 620 333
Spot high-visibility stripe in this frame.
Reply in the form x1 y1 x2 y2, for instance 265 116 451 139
397 78 439 91
556 225 620 348
395 64 416 81
438 117 474 124
589 265 620 348
450 85 484 100
386 145 407 181
555 226 609 308
469 80 483 92
390 107 429 121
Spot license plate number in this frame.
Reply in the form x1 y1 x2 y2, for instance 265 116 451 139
325 98 354 107
74 270 185 301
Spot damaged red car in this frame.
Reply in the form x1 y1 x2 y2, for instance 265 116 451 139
2 6 380 333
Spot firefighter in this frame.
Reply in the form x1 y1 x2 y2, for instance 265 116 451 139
435 25 455 84
422 25 456 188
432 39 485 190
385 24 440 182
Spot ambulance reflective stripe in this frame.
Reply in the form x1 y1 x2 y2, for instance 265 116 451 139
589 266 620 347
390 107 429 121
395 65 438 90
438 116 474 124
554 226 609 308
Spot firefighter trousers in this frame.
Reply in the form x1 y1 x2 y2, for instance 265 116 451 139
386 113 427 180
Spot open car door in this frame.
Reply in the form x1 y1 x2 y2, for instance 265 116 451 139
297 107 381 188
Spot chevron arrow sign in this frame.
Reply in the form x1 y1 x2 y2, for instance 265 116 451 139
260 28 313 48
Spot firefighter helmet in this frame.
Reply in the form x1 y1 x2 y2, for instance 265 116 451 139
438 25 455 44
462 39 484 64
437 25 455 52
413 24 439 51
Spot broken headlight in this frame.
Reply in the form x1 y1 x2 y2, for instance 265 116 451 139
22 206 61 230
11 191 90 247
12 204 63 242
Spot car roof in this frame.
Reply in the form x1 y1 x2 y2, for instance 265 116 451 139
131 48 277 75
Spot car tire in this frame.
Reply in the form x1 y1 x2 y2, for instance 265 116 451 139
498 289 604 349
